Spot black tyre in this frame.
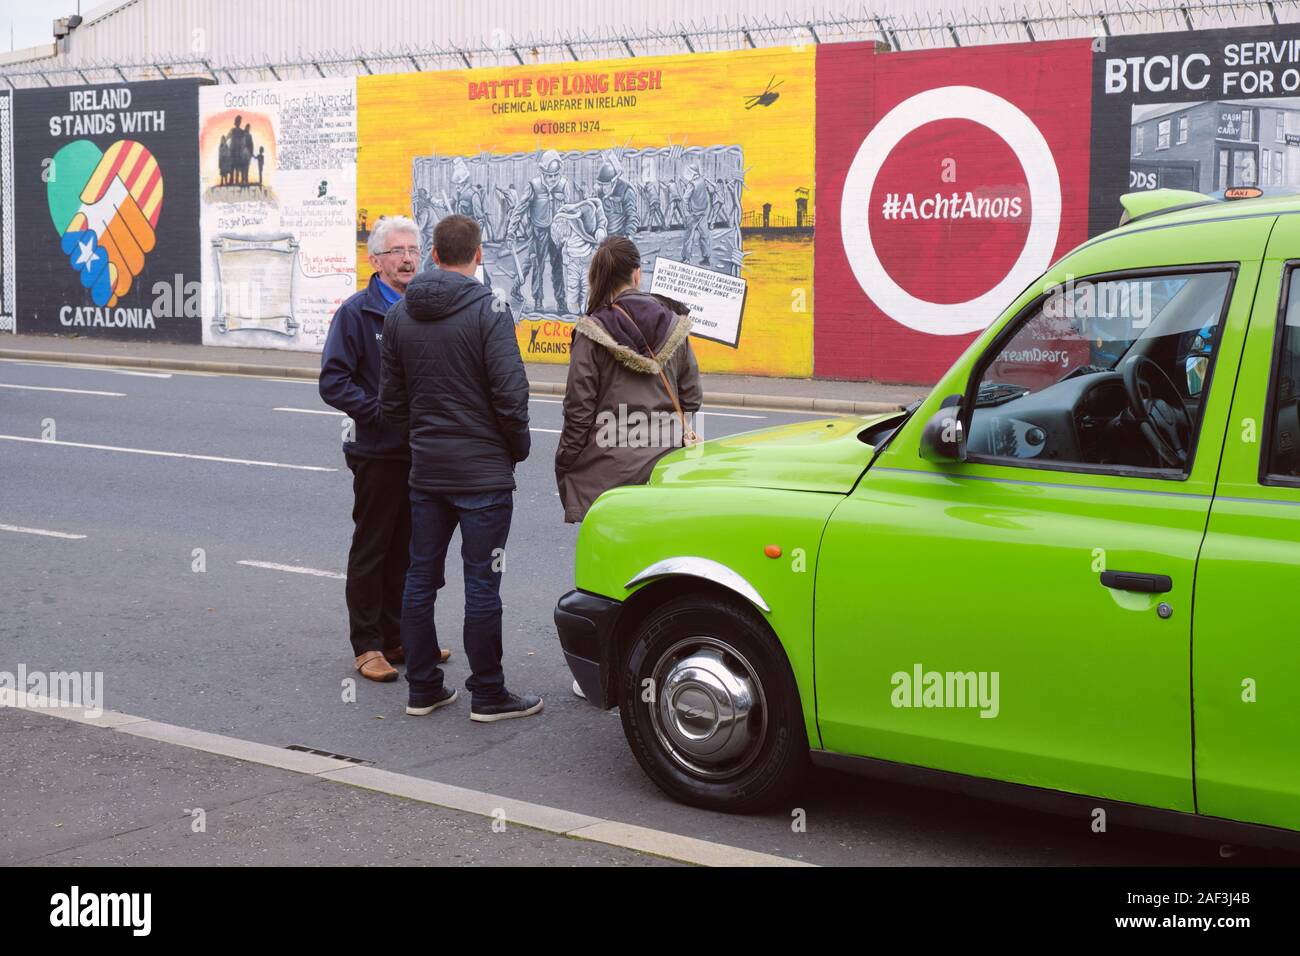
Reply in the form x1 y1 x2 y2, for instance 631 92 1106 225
618 593 809 813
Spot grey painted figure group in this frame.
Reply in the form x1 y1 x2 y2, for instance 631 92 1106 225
413 150 733 314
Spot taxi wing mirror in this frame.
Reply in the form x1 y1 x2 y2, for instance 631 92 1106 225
919 395 967 463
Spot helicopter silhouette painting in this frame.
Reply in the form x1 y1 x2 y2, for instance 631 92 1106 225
744 76 783 109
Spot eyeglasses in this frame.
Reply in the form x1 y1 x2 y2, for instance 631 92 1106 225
378 247 420 258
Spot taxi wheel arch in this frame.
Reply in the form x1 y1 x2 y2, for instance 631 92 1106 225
617 588 809 813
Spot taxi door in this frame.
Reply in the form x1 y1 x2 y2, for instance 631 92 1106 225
1192 214 1300 832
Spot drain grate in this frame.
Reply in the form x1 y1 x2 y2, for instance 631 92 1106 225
285 744 370 765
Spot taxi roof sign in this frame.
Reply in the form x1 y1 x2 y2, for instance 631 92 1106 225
1118 185 1297 226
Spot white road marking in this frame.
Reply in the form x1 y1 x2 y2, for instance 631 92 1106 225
0 435 337 472
529 398 562 404
275 406 345 416
0 358 169 377
0 383 124 397
237 560 345 579
530 427 561 434
0 523 87 540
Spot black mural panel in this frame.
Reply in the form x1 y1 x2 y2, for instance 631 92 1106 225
1092 25 1300 232
13 78 203 342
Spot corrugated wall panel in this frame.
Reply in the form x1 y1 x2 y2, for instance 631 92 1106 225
3 0 1293 86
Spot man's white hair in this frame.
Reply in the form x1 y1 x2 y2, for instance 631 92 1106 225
368 215 420 255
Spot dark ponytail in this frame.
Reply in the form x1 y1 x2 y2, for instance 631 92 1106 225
586 236 641 315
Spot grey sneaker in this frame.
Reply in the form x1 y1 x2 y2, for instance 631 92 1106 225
470 692 543 723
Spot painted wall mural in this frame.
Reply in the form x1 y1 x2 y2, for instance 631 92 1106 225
12 79 201 343
358 46 815 378
1090 23 1300 231
9 24 1300 382
199 78 357 350
815 39 1095 383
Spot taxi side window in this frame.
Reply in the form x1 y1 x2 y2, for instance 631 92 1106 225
1264 268 1300 481
966 269 1232 475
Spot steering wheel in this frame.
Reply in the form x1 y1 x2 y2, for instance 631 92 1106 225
1121 354 1192 468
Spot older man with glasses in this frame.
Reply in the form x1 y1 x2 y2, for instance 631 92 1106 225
320 215 451 683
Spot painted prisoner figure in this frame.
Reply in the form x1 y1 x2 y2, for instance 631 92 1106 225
550 197 608 314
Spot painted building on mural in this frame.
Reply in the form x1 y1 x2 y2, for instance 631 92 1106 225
1130 99 1300 193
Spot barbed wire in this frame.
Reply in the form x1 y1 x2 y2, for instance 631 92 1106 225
0 0 1296 88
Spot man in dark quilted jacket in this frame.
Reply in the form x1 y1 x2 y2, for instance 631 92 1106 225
379 214 543 724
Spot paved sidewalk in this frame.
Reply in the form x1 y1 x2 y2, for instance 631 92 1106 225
0 333 929 414
0 698 805 867
0 708 674 866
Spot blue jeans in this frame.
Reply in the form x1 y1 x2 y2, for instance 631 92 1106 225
401 489 514 706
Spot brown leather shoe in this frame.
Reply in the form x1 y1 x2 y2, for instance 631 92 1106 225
355 650 398 683
381 646 451 665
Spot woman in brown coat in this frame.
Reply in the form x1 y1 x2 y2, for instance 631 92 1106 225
555 237 702 523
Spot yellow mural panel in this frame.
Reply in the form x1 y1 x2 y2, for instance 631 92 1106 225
357 46 814 377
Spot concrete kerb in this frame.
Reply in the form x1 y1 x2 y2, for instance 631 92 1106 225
0 347 905 416
4 692 812 867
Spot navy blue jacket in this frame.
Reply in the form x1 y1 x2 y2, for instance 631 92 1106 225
380 269 530 492
319 274 410 460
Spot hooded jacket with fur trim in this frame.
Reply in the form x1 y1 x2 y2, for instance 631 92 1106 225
555 291 701 523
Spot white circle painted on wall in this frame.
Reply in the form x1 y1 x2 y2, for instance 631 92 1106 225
840 85 1062 336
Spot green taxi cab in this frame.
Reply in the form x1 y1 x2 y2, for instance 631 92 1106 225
554 188 1300 847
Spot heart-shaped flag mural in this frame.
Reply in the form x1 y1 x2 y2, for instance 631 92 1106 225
48 139 163 308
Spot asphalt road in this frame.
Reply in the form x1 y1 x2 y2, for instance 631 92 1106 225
2 355 1294 866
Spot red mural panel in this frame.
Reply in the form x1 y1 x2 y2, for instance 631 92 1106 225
815 39 1095 383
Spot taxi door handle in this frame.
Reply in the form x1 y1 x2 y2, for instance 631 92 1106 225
1100 570 1173 594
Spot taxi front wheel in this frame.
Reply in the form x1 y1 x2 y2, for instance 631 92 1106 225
619 594 808 813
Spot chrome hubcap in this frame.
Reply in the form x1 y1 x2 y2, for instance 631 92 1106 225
650 637 766 778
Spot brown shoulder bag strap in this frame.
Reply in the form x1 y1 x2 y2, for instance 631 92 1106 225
611 302 698 445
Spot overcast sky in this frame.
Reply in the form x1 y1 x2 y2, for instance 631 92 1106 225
0 1 131 52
